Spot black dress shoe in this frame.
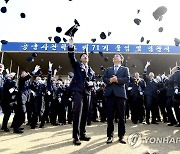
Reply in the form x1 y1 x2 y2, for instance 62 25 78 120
167 122 177 126
87 122 92 126
119 136 126 144
19 127 24 130
132 121 137 124
13 129 24 134
106 137 113 144
52 123 60 126
175 123 180 127
68 121 72 124
92 119 99 122
146 120 150 124
73 138 81 146
61 122 67 125
39 124 44 128
26 122 31 126
80 135 91 141
2 128 10 132
163 118 168 123
115 119 119 123
151 121 158 124
157 118 161 122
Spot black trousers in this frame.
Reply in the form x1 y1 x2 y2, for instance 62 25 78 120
145 95 157 122
166 97 177 124
40 98 51 126
67 100 73 123
12 94 27 130
12 104 26 130
98 101 106 122
106 93 126 137
58 100 67 124
131 96 145 123
72 91 90 139
174 101 180 123
31 96 43 127
50 99 59 124
1 103 13 129
0 92 3 109
157 94 167 121
87 94 95 123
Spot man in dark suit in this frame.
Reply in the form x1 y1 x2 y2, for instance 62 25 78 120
130 72 146 124
1 72 17 132
68 38 95 145
164 73 177 126
12 65 40 133
0 63 5 112
143 61 159 124
168 66 180 127
103 53 130 144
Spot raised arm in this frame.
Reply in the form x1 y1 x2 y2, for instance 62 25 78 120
68 38 78 68
143 61 151 81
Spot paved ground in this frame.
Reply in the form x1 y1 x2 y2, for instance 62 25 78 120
0 115 179 154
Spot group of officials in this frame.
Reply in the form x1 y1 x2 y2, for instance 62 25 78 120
0 38 180 146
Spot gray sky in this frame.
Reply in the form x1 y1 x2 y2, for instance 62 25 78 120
0 0 179 46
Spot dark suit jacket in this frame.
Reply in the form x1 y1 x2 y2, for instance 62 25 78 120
130 77 146 98
68 47 95 95
3 78 17 104
103 66 130 99
0 73 5 93
143 70 158 97
169 70 180 90
165 79 174 97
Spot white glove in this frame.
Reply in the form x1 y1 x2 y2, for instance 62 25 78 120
69 38 73 47
12 95 16 99
87 81 94 86
9 88 15 93
175 89 178 94
140 92 143 95
6 69 9 75
49 61 53 71
128 87 132 91
33 65 40 73
31 90 36 96
99 103 102 108
47 91 51 95
145 61 151 68
68 98 72 101
53 69 57 77
58 98 61 102
161 74 165 80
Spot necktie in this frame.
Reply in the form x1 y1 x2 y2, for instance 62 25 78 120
114 65 118 74
85 65 88 75
136 78 140 85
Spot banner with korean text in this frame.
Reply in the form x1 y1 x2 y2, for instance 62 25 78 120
1 42 180 54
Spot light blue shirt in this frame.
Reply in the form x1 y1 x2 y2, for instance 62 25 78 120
114 65 121 74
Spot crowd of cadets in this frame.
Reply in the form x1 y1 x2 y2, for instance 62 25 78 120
0 61 180 134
